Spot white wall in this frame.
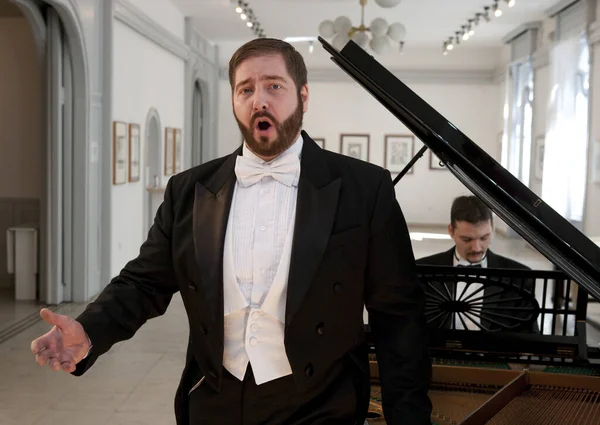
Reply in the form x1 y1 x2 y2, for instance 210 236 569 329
218 75 501 226
111 19 185 277
0 17 42 199
124 0 185 40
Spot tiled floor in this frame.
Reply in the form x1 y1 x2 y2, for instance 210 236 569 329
0 226 597 424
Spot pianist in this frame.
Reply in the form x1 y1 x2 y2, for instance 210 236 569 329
417 195 530 270
417 195 538 333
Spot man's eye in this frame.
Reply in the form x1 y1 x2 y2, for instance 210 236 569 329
272 84 281 89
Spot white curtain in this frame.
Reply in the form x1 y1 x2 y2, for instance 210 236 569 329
542 35 589 222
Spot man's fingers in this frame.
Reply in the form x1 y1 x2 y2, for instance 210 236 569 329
35 349 52 366
61 361 75 373
40 308 72 329
49 357 61 371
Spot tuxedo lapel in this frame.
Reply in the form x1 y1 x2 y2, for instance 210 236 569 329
285 132 341 327
192 148 240 324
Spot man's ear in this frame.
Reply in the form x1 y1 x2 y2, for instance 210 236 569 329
300 84 309 112
447 223 454 237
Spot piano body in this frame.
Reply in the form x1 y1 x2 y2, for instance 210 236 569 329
317 38 600 424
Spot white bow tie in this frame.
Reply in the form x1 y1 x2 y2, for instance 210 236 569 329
235 153 300 188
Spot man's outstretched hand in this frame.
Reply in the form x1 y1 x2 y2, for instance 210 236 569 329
30 308 91 373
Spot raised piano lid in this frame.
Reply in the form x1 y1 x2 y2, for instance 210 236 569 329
318 37 600 301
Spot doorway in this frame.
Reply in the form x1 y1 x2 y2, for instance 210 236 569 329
0 0 88 341
144 108 162 234
192 80 204 167
0 0 46 339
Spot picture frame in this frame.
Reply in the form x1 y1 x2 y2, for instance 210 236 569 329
313 138 325 149
534 135 545 180
128 123 140 182
340 133 369 161
429 151 446 170
174 128 183 173
164 127 174 176
112 121 129 185
384 134 414 174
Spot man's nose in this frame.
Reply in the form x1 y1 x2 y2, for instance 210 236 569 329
252 91 268 111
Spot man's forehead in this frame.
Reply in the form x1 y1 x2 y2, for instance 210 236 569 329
455 220 492 235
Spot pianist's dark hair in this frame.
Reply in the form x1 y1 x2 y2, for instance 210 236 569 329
450 195 493 228
228 38 308 94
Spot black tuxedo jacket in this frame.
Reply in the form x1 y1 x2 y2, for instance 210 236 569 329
417 247 538 332
72 131 432 425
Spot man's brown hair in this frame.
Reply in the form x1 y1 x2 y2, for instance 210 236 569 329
450 195 494 228
228 38 308 93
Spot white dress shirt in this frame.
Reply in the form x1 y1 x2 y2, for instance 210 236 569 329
452 249 487 330
221 134 303 385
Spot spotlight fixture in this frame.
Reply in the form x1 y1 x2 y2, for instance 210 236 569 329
442 1 516 55
233 0 265 38
493 1 502 17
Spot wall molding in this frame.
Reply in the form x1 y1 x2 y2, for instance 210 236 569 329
590 20 600 44
219 66 497 85
532 46 550 69
186 18 219 68
502 21 543 44
545 0 580 17
113 0 189 60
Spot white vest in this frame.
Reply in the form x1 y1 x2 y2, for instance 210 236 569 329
221 194 295 385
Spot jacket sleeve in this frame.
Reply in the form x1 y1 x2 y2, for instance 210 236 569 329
72 177 180 376
364 168 432 425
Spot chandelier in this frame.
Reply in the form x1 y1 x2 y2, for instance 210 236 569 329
318 0 406 55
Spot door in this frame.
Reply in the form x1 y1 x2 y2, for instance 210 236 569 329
45 6 72 304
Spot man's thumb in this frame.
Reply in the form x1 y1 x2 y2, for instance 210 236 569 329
40 308 71 328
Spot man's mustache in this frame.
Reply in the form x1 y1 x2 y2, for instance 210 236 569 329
251 112 278 126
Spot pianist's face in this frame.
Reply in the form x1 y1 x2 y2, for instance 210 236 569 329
232 54 309 160
449 220 493 263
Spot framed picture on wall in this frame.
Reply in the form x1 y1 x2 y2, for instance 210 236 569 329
128 123 141 182
429 151 446 170
174 128 183 173
313 138 325 149
113 121 129 185
164 127 174 176
340 134 369 161
384 134 414 174
534 135 545 180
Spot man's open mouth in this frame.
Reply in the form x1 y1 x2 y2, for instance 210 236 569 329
256 119 273 131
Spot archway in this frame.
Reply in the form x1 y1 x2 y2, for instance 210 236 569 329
6 0 90 306
192 80 204 166
144 107 162 234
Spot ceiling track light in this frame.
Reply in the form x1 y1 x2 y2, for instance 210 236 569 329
442 1 515 55
232 0 265 38
493 1 502 17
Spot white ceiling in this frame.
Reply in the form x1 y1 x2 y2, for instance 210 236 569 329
170 0 552 49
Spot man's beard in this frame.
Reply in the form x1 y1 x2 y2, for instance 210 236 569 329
236 95 303 158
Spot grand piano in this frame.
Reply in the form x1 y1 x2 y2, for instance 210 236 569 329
317 37 600 425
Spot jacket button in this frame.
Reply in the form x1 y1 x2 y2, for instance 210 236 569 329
305 364 314 378
188 282 197 292
333 282 342 293
200 323 207 335
316 323 324 335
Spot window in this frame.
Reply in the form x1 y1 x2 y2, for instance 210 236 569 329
541 33 590 222
506 59 534 184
